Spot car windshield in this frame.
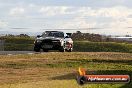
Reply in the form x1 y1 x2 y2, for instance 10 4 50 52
41 32 64 38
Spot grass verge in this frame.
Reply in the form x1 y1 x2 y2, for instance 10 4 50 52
0 52 131 88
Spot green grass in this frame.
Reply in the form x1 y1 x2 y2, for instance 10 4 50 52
4 43 33 51
0 52 131 88
3 37 132 53
74 41 132 53
5 37 34 44
4 37 34 51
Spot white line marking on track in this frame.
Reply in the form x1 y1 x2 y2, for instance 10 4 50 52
7 54 13 55
27 53 34 55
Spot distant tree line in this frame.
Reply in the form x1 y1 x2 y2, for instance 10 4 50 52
71 31 132 43
71 31 105 42
6 34 30 38
0 34 30 39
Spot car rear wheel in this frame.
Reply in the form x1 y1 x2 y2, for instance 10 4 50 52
66 44 73 52
67 48 73 52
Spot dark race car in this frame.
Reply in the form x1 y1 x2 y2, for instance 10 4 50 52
34 31 73 52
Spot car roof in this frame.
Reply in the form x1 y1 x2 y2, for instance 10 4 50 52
45 31 63 33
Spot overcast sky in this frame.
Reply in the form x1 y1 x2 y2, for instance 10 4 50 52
0 0 132 35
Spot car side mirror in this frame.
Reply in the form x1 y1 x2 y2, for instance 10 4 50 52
37 35 41 38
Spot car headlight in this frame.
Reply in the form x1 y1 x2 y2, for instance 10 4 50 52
60 39 63 42
60 39 64 46
36 40 42 43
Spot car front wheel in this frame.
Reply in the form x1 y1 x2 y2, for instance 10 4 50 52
34 45 40 52
43 49 48 52
59 46 65 52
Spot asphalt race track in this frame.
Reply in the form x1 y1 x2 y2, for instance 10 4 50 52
0 51 39 55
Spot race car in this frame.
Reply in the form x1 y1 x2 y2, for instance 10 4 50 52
34 31 73 52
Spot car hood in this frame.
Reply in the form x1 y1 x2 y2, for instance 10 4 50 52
37 37 63 41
